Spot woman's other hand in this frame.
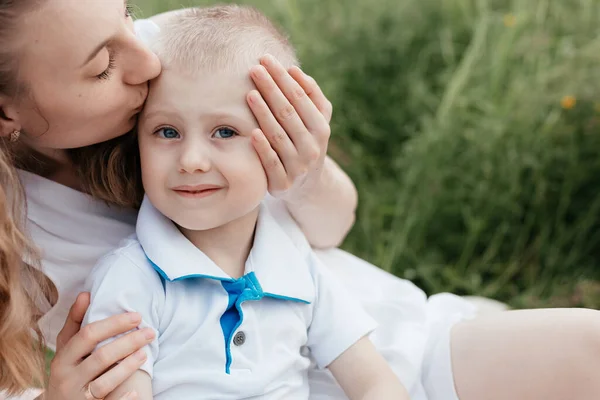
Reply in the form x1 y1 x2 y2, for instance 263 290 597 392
44 293 152 400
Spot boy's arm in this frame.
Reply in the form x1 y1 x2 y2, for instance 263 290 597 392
328 337 410 400
306 253 408 400
105 370 153 400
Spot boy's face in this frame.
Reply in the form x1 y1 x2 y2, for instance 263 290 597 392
138 68 268 231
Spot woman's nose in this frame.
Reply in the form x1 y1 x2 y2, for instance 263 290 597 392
122 35 162 86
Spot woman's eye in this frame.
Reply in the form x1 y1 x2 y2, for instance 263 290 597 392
213 127 237 139
96 52 116 80
156 127 180 139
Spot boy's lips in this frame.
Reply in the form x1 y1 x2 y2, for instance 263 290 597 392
172 184 223 199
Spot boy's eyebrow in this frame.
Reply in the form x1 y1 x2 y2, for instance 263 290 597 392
142 110 167 121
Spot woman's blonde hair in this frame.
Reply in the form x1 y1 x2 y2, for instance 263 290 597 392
0 0 56 395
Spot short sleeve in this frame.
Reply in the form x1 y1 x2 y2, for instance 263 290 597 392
82 247 165 377
306 253 378 369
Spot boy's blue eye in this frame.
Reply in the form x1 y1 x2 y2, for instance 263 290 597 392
156 127 180 139
213 127 237 139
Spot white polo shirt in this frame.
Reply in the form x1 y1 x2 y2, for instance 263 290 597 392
84 197 377 399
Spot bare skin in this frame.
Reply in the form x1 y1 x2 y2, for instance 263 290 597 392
452 308 600 400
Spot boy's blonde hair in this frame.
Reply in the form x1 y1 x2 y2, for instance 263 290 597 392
153 5 299 75
70 5 299 209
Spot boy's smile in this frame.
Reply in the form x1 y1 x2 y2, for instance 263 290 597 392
171 184 224 199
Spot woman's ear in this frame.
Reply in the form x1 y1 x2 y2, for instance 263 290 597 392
0 96 22 137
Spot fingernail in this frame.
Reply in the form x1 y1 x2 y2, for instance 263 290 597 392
251 65 266 78
135 349 147 360
124 391 138 399
128 313 141 323
261 54 274 66
248 90 259 104
143 328 155 340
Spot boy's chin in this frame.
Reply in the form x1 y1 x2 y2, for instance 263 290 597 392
172 215 226 232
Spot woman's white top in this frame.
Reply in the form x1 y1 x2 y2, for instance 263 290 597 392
20 169 138 350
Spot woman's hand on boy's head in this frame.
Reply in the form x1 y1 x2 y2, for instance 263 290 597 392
247 55 332 202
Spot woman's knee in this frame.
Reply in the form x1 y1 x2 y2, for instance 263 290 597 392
573 308 600 348
551 309 600 396
450 308 600 400
560 308 600 351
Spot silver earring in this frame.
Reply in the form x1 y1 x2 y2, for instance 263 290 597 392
9 130 20 142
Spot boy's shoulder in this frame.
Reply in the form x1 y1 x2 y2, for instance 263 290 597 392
261 197 312 255
90 233 160 284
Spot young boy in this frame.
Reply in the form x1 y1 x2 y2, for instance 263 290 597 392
82 5 409 400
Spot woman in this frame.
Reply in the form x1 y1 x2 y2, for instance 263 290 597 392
0 1 599 400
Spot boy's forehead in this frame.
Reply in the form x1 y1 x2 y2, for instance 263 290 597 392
149 67 254 103
142 67 257 124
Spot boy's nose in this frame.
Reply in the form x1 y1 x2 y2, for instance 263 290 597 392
178 146 212 174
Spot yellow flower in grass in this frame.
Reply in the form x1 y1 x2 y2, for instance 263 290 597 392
561 95 576 110
503 14 517 27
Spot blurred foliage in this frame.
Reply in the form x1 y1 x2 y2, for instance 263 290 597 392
131 0 600 309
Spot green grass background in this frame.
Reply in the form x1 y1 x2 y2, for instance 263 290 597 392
130 0 600 309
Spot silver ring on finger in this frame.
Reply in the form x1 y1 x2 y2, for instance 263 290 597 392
85 383 104 400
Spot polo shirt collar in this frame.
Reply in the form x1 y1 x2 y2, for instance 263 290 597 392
136 196 314 303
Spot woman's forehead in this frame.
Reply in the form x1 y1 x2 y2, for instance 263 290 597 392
20 0 126 67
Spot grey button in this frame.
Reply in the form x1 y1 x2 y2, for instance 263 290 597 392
233 331 246 346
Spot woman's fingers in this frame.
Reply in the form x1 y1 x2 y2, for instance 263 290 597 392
57 312 144 366
288 66 333 123
48 298 151 399
247 90 298 170
85 349 147 399
79 327 154 380
250 63 308 148
253 56 328 163
55 292 91 352
259 55 327 134
251 129 289 193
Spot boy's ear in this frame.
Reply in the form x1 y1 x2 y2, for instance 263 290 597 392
0 96 22 137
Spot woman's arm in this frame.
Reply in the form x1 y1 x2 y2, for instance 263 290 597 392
282 156 357 248
328 337 410 400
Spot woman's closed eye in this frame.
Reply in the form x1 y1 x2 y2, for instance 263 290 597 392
155 127 181 139
94 3 132 80
96 51 116 80
213 127 238 139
